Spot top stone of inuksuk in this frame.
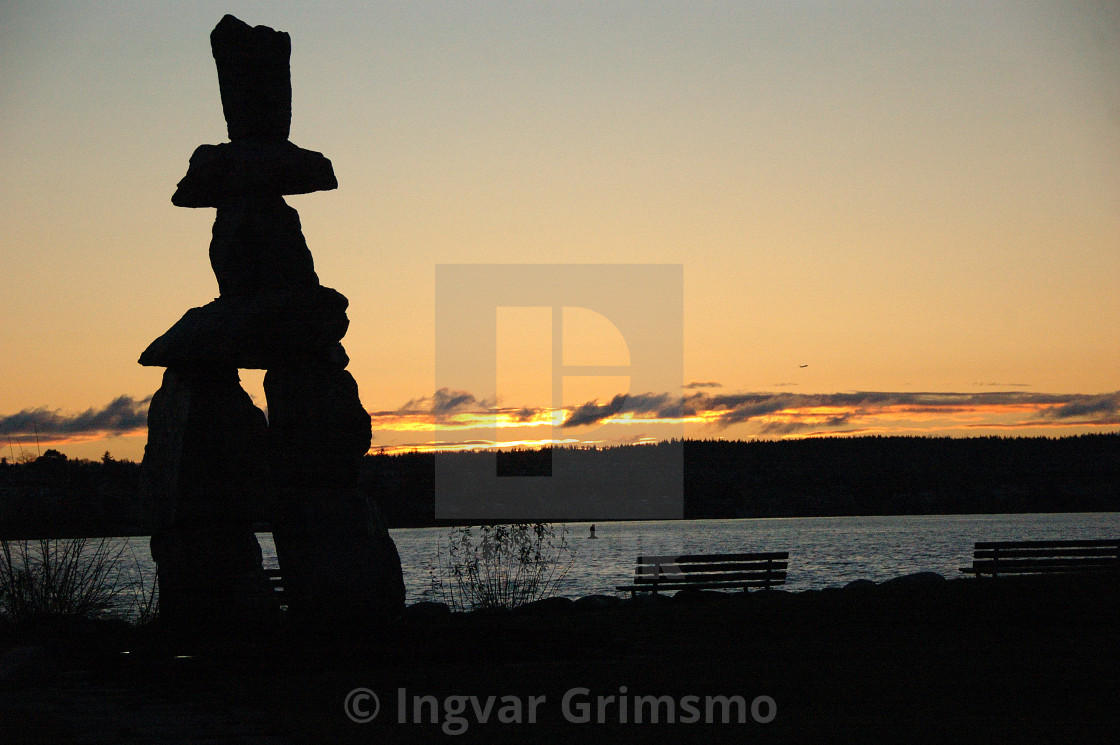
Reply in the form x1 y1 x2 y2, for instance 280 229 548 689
140 15 405 634
170 16 337 209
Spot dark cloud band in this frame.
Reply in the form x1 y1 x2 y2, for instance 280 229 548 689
0 395 151 442
377 388 1120 432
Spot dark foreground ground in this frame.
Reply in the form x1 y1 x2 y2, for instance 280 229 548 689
2 574 1118 744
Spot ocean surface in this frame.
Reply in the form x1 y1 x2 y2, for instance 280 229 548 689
384 512 1120 602
108 512 1120 610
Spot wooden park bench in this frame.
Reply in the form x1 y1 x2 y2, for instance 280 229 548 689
959 539 1120 579
616 551 789 596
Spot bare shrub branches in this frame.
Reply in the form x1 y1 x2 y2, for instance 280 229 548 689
431 523 576 612
0 537 157 625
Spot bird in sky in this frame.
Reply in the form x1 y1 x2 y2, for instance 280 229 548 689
799 364 808 368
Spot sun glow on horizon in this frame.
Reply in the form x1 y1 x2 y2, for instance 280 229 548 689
360 391 1120 455
5 389 1118 462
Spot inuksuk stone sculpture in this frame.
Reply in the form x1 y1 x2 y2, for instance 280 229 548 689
140 15 405 632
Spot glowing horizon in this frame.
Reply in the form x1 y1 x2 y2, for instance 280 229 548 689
4 388 1118 462
2 4 1117 463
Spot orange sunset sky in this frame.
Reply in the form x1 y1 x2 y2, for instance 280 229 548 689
2 2 1118 461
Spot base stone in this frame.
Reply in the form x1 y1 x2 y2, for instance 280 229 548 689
265 364 406 628
141 367 280 631
272 486 406 631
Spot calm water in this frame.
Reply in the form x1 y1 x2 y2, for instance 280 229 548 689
117 512 1120 606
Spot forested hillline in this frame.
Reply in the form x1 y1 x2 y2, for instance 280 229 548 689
1 434 1117 537
373 434 1120 526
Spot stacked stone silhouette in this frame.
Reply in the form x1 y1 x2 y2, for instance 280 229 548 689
140 15 404 632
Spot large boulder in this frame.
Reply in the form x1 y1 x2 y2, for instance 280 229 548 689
0 647 56 692
207 197 320 296
264 363 372 486
265 363 406 628
141 367 280 631
172 141 337 208
210 15 291 141
271 485 405 631
138 286 349 370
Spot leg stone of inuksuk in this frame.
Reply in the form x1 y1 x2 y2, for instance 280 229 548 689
142 367 278 630
140 15 404 633
266 362 406 629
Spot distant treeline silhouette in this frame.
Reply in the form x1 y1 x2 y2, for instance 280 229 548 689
372 435 1120 526
1 435 1117 537
0 450 145 538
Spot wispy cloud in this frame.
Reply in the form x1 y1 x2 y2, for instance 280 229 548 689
0 395 151 444
683 381 722 390
1038 392 1120 423
369 388 1120 451
563 392 674 427
394 388 497 419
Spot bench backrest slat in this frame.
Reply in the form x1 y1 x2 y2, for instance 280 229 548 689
973 539 1119 550
636 573 784 587
974 547 1118 559
638 551 788 564
964 538 1120 578
622 551 788 594
635 560 788 574
636 571 792 582
972 558 1118 569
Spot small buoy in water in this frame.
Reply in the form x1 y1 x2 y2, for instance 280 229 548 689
589 524 597 539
